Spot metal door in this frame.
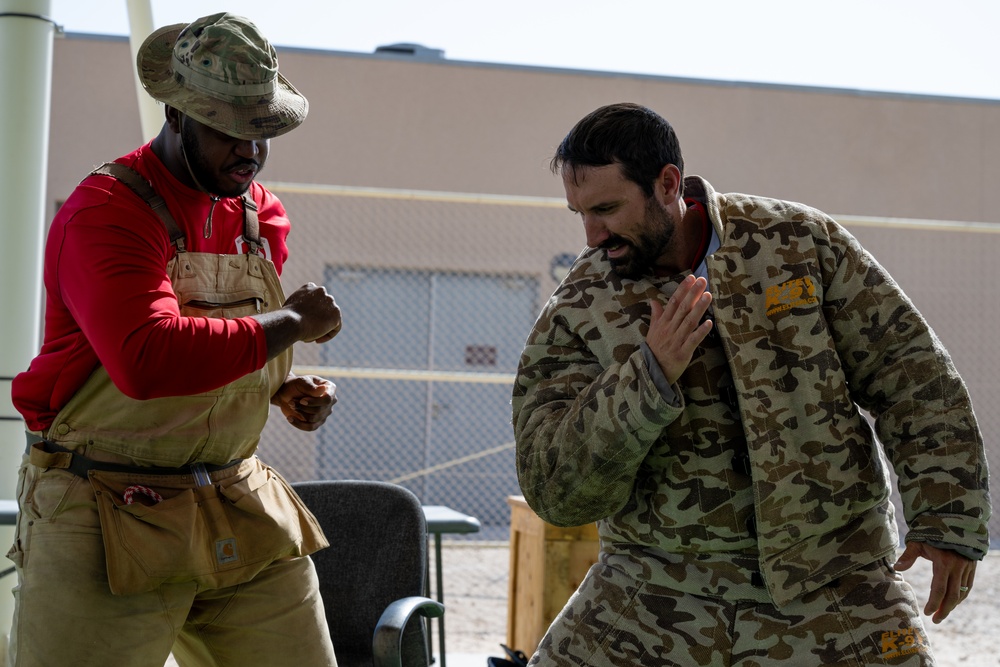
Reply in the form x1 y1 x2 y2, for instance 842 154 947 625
319 266 538 528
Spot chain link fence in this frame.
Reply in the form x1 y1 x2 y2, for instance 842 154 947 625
254 183 578 540
254 183 1000 549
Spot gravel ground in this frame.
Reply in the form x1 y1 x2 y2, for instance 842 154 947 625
437 544 1000 666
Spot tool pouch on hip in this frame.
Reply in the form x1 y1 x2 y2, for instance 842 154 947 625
88 459 328 596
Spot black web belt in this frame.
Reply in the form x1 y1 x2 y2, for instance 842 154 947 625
25 433 242 479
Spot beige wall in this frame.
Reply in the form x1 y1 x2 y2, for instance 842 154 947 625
49 34 1000 225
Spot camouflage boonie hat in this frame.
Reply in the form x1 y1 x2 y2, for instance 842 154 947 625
137 12 307 140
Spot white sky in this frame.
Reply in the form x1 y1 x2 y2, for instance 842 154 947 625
50 0 1000 101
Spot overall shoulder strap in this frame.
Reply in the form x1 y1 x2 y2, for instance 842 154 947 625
90 162 187 252
240 192 261 255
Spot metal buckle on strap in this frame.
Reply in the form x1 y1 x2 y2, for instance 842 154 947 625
25 433 241 480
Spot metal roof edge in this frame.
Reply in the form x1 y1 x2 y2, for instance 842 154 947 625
61 30 1000 107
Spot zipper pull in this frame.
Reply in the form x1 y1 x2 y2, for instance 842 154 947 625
204 196 220 239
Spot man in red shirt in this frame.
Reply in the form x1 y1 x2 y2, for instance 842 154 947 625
9 13 342 666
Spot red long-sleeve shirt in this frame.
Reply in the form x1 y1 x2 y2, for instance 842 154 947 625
13 143 291 432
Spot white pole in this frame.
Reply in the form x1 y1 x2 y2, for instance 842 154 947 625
0 0 56 662
126 0 161 141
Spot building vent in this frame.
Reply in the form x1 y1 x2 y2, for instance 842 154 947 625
374 43 445 60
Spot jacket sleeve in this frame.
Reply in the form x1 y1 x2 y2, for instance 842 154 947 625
511 299 683 527
818 219 990 557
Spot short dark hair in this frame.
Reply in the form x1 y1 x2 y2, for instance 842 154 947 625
551 103 684 197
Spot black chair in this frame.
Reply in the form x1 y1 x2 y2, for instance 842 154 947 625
292 480 444 667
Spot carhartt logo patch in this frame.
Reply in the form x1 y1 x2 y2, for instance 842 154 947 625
879 627 929 661
216 538 239 565
765 277 818 317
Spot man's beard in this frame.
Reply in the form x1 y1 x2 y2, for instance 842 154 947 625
606 196 676 280
180 119 255 198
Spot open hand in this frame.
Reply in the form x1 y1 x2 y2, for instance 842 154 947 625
647 275 714 384
894 541 976 624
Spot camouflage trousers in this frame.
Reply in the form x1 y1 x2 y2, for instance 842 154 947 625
528 558 933 666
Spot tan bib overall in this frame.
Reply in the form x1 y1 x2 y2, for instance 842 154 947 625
46 164 292 467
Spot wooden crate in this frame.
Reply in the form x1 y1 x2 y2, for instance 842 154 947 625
505 495 600 656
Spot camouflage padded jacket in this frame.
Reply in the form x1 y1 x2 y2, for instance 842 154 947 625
512 176 990 606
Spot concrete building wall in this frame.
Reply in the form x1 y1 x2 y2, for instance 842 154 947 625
48 34 1000 224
